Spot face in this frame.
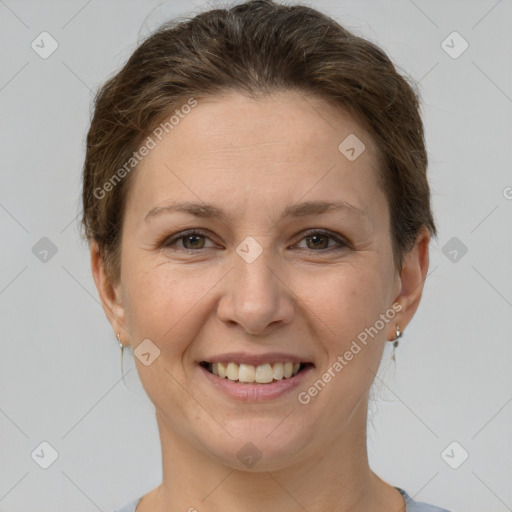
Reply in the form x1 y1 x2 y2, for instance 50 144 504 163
93 90 427 471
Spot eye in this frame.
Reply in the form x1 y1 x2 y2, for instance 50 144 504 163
294 229 348 251
161 229 216 251
159 228 348 253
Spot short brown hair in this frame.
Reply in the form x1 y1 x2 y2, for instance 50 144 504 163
81 0 436 283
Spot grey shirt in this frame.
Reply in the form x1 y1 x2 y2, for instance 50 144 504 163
112 487 452 511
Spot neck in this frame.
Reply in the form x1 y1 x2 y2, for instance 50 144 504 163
141 399 404 512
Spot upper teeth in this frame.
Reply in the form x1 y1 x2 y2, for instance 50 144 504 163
209 362 301 383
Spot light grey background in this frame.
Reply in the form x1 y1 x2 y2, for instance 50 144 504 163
1 1 511 511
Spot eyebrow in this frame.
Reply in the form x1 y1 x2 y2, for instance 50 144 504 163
144 199 369 223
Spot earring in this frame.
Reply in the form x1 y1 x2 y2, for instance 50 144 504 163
117 332 124 375
391 326 402 362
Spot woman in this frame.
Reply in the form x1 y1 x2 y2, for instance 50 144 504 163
82 1 451 510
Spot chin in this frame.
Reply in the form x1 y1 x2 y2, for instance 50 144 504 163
199 416 316 471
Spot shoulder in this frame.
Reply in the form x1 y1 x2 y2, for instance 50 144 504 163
396 487 453 512
111 496 141 512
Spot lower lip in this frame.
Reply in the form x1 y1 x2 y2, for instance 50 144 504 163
198 364 315 402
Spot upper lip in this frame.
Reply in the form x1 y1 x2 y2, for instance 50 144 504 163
200 352 314 366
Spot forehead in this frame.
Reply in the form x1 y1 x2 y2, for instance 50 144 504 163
146 90 378 165
126 90 385 223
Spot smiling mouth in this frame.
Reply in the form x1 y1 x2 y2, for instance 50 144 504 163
200 361 313 384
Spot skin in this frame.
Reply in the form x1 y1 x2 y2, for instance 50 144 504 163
91 90 430 512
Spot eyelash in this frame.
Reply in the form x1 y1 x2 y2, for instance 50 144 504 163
160 228 349 253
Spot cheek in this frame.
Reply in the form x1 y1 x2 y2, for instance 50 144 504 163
120 262 214 402
305 261 392 344
121 256 217 347
291 260 394 425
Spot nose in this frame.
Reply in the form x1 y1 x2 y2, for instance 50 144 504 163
216 245 295 335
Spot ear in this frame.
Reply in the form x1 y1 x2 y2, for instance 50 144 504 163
387 226 430 340
90 242 129 345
